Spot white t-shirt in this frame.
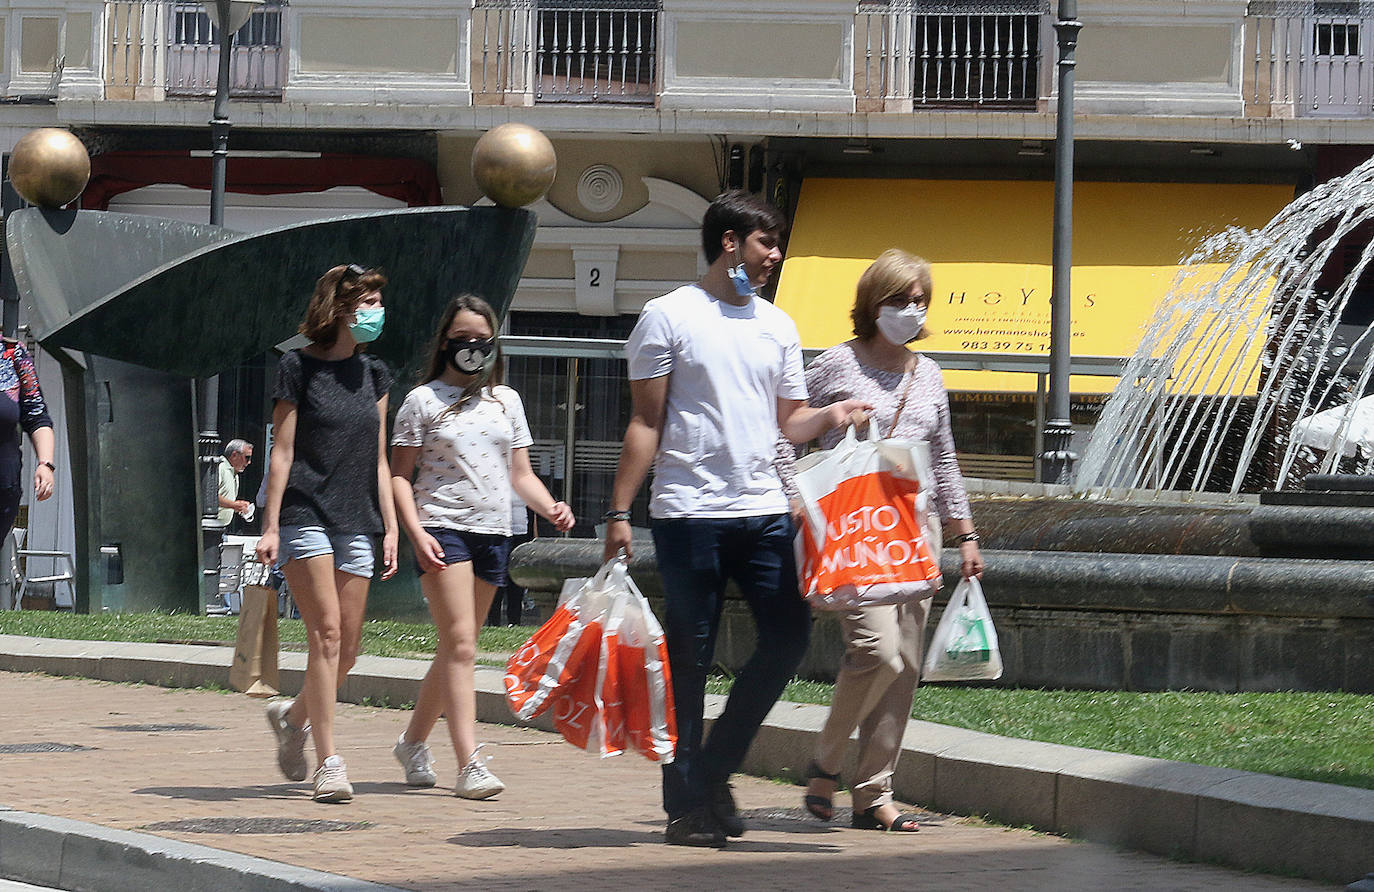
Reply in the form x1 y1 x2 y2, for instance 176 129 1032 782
627 283 808 518
391 381 534 536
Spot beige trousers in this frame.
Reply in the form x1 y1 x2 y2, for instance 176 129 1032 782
813 596 932 812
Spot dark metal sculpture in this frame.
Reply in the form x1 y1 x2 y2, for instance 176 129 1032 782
7 205 536 613
13 205 535 379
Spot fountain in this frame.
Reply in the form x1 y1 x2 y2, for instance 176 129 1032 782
1079 155 1374 496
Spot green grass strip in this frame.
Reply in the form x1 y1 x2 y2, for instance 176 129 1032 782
0 610 531 661
3 611 1371 790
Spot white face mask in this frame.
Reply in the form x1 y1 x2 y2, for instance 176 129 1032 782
876 304 928 345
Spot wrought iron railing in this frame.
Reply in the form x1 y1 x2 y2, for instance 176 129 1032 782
1247 0 1374 116
105 0 285 100
855 0 1046 110
473 0 658 105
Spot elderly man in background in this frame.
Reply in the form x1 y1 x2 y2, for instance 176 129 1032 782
217 438 254 528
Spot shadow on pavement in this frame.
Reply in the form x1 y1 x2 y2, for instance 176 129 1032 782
446 826 846 854
132 784 305 802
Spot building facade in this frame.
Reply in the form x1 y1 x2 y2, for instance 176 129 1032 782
3 0 1372 586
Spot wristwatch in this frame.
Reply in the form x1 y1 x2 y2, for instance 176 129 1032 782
602 509 632 523
39 460 55 472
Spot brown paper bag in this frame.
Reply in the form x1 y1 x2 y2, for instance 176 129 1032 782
229 584 280 697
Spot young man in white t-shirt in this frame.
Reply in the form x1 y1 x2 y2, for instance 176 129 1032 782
603 191 870 847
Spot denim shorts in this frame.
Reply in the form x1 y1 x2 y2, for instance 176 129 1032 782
278 525 375 578
419 527 511 586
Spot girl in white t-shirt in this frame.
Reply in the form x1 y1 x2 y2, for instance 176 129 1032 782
389 295 575 799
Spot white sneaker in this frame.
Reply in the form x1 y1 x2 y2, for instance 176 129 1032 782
265 699 310 782
313 755 353 803
454 745 504 800
392 734 437 787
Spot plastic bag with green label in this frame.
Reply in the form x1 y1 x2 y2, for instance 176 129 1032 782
922 576 1003 682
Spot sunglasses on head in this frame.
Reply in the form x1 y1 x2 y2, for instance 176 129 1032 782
336 264 373 297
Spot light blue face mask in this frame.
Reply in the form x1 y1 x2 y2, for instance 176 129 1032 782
727 247 757 298
349 307 385 343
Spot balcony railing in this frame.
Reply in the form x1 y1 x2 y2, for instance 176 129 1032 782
105 0 286 100
1247 1 1374 116
473 0 659 106
856 0 1047 112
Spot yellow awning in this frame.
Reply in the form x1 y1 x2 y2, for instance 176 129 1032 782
774 178 1294 394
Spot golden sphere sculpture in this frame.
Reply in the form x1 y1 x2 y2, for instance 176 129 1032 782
10 128 91 209
471 123 557 209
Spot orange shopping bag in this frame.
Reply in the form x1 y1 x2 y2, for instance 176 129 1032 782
504 567 610 726
597 561 676 763
794 425 943 609
505 557 676 761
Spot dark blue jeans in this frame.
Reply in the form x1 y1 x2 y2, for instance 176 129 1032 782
651 513 811 819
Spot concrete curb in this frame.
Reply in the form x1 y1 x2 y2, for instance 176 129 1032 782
2 634 1371 886
0 805 405 892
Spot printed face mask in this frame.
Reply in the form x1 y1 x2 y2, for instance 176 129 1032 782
875 304 928 345
445 337 496 375
349 307 385 343
727 245 757 298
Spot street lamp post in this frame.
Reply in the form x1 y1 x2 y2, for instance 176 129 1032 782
1041 0 1083 485
198 0 261 611
208 0 237 228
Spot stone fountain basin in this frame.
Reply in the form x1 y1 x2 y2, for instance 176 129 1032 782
510 492 1374 693
972 495 1374 560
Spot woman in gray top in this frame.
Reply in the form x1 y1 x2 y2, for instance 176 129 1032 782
791 249 984 832
256 264 399 803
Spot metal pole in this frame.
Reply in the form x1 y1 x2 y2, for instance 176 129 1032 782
200 0 233 611
1034 371 1046 484
1041 0 1082 485
562 357 578 538
209 0 232 228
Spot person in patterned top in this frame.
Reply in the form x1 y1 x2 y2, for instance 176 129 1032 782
782 249 984 834
0 338 55 544
0 335 55 538
389 294 574 800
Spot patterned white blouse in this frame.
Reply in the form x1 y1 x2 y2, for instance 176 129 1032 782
391 382 533 536
778 341 971 521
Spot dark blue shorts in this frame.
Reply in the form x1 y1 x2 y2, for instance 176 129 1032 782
418 527 512 586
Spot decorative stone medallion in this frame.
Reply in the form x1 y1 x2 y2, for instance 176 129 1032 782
577 164 624 213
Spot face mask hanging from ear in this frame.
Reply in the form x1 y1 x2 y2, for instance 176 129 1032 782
726 243 757 298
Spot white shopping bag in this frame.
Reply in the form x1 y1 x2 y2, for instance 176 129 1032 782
793 424 943 610
922 576 1003 682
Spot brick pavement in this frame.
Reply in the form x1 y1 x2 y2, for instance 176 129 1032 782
0 672 1337 891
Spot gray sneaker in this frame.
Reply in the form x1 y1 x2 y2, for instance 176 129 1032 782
454 745 504 800
312 755 353 803
392 734 437 787
265 699 310 782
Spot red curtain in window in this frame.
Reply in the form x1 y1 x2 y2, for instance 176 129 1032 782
81 151 443 210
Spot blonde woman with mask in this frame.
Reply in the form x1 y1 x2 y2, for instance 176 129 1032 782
787 249 984 832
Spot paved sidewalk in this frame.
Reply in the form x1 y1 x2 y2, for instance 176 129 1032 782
0 671 1337 891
